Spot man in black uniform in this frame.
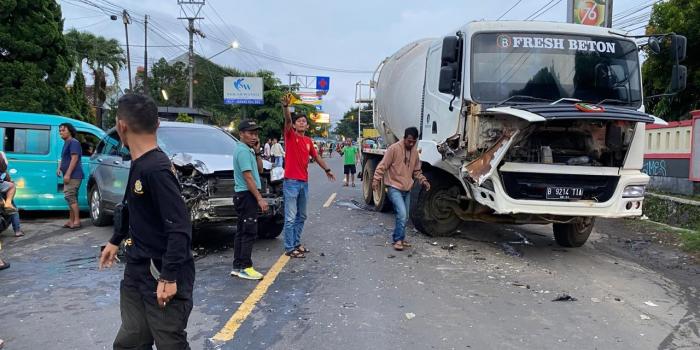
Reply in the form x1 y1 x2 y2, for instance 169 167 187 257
99 93 195 349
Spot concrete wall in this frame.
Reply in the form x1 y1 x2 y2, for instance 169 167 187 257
648 176 696 196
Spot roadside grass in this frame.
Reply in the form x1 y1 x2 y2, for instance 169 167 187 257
630 218 700 254
679 229 700 252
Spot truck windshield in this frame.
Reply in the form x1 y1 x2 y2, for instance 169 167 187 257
471 33 641 106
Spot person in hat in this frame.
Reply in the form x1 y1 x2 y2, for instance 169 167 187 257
231 120 269 280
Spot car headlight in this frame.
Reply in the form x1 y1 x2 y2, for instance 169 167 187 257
622 185 645 198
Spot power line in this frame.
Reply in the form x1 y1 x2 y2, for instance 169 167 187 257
497 0 523 20
524 0 556 20
528 0 563 21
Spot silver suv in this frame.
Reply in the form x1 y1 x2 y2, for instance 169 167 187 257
87 122 284 238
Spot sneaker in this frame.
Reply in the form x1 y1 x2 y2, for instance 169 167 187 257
233 267 264 280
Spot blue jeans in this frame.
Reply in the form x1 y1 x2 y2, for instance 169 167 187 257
283 179 308 252
10 212 20 232
387 186 411 243
274 156 284 168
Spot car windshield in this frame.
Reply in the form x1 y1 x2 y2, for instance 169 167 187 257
158 127 237 155
471 32 642 106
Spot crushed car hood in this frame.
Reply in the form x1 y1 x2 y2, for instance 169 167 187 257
170 152 233 175
487 104 665 124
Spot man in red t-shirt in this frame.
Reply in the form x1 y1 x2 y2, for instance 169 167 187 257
281 93 335 258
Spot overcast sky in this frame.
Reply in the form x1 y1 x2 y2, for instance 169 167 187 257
58 0 652 124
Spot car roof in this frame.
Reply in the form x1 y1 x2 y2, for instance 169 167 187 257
159 121 220 129
0 110 104 133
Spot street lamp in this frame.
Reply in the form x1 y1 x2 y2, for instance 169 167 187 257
161 89 169 101
207 41 240 60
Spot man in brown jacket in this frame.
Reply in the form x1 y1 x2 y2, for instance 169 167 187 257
372 127 430 251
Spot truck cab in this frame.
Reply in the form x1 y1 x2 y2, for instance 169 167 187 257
366 21 687 247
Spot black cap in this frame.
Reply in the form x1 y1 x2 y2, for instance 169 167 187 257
238 119 262 132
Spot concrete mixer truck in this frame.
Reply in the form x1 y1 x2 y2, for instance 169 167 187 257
361 20 687 247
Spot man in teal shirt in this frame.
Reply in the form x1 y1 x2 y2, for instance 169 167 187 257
232 120 269 280
341 138 359 187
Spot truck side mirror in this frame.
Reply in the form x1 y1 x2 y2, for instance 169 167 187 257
441 36 459 64
671 64 687 92
647 36 661 54
671 35 687 62
439 64 457 94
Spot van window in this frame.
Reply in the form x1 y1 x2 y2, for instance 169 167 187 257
76 131 101 157
100 131 126 156
3 127 50 154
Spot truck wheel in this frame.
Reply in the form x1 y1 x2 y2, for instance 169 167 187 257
553 217 595 247
411 179 461 237
362 161 375 205
257 217 284 239
89 185 112 227
372 170 392 212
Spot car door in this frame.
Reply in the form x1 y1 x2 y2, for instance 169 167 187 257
91 131 125 206
75 129 104 209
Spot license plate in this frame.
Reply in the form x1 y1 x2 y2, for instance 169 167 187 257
546 186 583 200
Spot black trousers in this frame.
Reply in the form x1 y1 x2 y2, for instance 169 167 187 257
113 281 193 350
233 191 259 270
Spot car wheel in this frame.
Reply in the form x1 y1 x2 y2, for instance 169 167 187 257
89 185 112 226
257 216 284 239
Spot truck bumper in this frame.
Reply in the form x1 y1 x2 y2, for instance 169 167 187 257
465 162 649 218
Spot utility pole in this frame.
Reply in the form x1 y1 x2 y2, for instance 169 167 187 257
143 14 149 95
177 0 205 109
123 10 132 91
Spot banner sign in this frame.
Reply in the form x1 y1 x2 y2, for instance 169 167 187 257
567 0 611 27
310 113 330 124
224 77 263 105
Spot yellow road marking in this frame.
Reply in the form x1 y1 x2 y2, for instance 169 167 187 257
211 254 291 342
323 192 337 208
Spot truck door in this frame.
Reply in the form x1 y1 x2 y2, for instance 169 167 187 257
423 44 460 142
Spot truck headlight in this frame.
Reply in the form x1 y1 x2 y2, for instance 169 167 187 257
622 185 645 198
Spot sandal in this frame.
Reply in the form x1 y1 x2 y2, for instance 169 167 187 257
0 261 10 271
393 241 404 251
295 245 310 253
285 249 305 258
14 230 25 237
401 241 412 247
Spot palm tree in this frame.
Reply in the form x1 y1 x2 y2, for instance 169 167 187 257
64 29 125 124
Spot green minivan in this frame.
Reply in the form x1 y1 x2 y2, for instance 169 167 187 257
0 111 105 211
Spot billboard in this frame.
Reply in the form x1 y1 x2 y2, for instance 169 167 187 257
567 0 611 27
223 77 263 105
310 113 330 124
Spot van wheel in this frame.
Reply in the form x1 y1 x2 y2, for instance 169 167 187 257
89 185 112 227
553 217 595 247
258 217 284 239
411 174 461 237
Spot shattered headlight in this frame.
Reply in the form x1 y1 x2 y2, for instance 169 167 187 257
271 167 285 182
622 185 645 198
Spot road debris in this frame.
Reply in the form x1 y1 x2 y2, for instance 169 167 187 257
388 255 396 259
441 244 457 251
508 232 533 246
511 282 530 289
405 312 416 320
552 294 577 302
644 301 658 307
431 242 438 246
640 314 651 320
499 243 523 257
590 298 601 303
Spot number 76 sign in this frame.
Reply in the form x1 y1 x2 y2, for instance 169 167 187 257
567 0 610 27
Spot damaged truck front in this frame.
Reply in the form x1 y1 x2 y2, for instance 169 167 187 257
363 21 687 247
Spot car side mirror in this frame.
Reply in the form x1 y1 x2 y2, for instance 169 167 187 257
672 35 687 62
439 64 458 94
671 64 687 92
441 36 459 64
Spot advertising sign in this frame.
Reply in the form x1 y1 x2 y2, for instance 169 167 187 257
567 0 611 27
310 113 330 124
223 77 263 105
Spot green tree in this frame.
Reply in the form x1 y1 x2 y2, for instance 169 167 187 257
334 104 373 139
176 112 194 123
642 0 700 120
0 0 71 113
64 29 125 126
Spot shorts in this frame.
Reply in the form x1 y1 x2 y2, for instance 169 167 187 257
343 164 356 175
64 179 82 205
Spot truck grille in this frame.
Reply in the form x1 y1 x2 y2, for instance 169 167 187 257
500 172 619 202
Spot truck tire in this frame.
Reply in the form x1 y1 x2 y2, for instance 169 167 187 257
410 175 461 237
89 185 112 227
257 216 284 239
552 217 595 247
362 160 375 205
372 168 392 212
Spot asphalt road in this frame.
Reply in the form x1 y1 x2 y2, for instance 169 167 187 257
1 156 699 349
